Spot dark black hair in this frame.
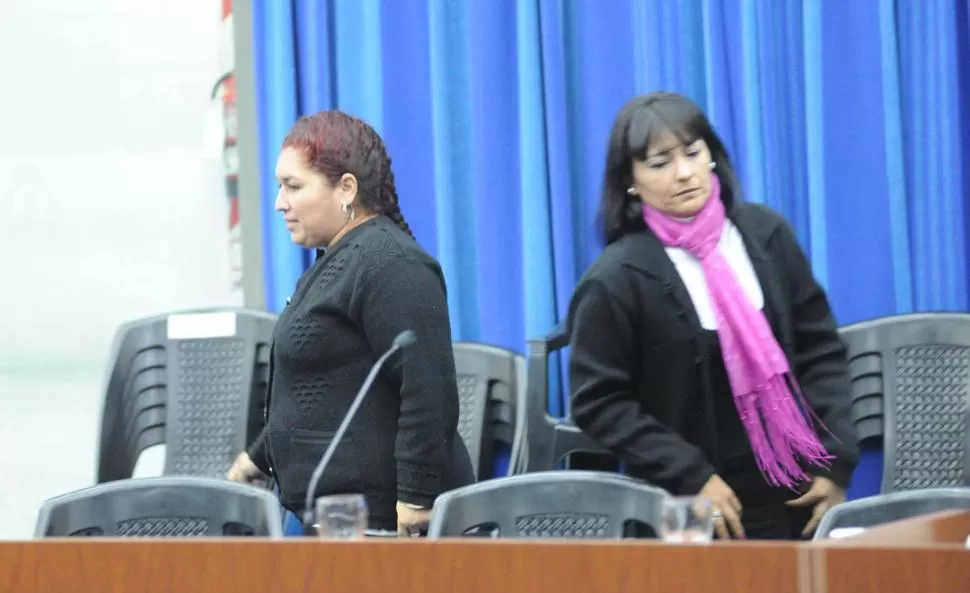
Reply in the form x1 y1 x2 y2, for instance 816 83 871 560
599 92 742 244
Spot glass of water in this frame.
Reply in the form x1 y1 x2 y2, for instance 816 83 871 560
660 495 715 543
314 494 368 539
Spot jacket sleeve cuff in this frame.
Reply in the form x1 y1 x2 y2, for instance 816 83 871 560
396 460 442 508
676 463 717 495
626 459 716 496
246 429 271 475
812 457 855 490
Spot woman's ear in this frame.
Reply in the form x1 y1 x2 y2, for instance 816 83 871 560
337 173 358 202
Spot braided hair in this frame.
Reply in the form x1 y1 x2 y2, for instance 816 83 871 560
282 111 414 237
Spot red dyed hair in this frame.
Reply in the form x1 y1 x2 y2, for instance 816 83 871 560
282 111 412 237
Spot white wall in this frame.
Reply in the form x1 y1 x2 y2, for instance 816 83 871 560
0 0 236 537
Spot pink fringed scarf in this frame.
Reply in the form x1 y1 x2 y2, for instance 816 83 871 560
642 173 831 488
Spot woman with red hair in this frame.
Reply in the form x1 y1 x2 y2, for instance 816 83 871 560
228 111 473 536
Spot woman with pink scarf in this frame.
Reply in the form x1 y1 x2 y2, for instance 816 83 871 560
568 92 858 540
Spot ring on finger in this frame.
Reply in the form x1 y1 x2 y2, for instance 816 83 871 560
712 509 724 519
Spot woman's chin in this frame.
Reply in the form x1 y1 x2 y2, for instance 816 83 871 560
663 195 708 217
288 229 306 246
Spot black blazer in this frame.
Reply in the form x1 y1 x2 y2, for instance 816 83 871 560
567 202 859 495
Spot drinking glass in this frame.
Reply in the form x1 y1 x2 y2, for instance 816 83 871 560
313 494 368 539
660 495 714 543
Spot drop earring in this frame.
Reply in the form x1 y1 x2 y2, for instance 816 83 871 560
626 187 637 196
341 202 356 221
708 162 716 170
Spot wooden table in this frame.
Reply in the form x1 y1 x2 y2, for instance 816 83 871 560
0 538 805 593
1 511 965 593
808 509 969 593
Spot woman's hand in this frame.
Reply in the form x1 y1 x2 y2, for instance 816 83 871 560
226 452 269 487
786 476 845 537
698 474 745 539
396 501 432 537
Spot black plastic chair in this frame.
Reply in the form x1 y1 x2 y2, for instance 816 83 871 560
97 308 277 483
34 476 284 537
814 487 970 539
452 343 524 480
509 322 612 473
840 313 970 493
427 471 666 538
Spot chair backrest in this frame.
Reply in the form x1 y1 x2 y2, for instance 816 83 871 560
452 342 524 480
814 487 970 539
34 476 284 537
97 308 277 483
840 313 970 492
510 322 612 473
427 471 666 538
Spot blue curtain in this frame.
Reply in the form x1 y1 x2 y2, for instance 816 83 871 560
252 0 970 499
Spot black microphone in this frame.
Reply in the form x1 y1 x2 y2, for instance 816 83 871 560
302 330 417 531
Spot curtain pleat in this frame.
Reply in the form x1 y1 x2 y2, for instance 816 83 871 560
252 0 306 313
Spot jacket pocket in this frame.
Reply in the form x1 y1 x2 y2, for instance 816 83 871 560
273 428 363 512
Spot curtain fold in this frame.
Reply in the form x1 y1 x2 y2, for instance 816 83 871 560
960 0 970 303
899 0 968 311
333 0 384 130
252 0 307 314
516 0 556 348
251 0 970 494
293 0 334 116
428 0 480 341
378 0 437 266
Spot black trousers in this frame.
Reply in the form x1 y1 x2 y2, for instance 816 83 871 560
722 463 814 541
571 453 814 540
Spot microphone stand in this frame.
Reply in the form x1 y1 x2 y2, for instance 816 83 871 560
301 330 417 533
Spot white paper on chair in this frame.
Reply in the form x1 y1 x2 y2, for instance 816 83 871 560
167 312 237 340
131 445 166 478
828 527 866 539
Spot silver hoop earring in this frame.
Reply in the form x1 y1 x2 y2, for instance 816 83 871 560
708 162 716 170
341 202 356 221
